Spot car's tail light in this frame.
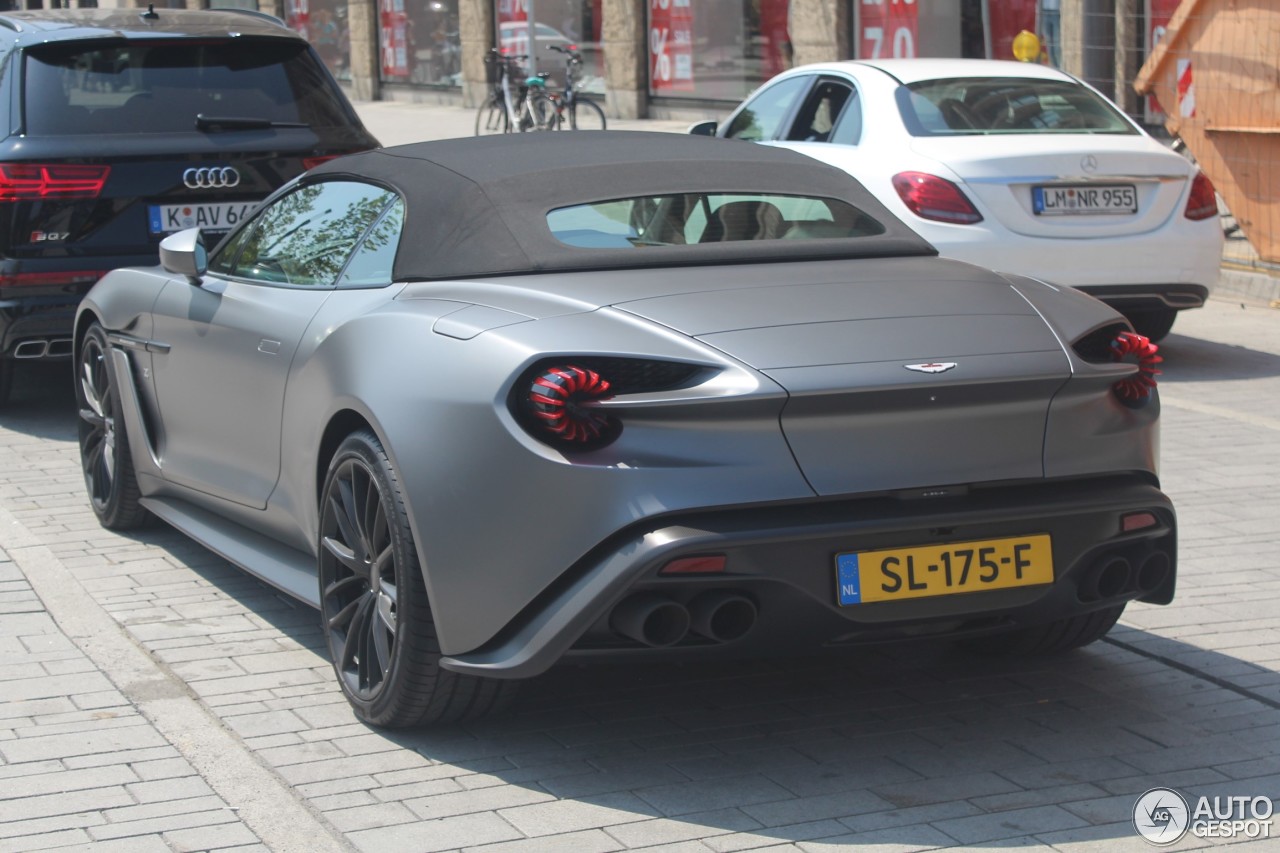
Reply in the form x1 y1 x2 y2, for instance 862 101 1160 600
302 155 341 170
0 269 105 287
527 365 620 445
1110 330 1162 406
515 357 704 450
891 171 983 224
660 555 727 575
0 164 110 201
1122 511 1159 533
1183 171 1218 221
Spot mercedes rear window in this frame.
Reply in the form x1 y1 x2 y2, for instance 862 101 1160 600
547 193 886 249
897 77 1138 136
23 39 351 135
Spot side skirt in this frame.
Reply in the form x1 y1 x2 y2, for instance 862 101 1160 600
142 495 321 609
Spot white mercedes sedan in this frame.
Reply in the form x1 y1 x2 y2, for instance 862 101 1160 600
695 58 1223 341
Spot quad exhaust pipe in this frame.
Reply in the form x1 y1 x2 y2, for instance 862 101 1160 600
13 338 73 359
1078 550 1172 602
610 590 758 647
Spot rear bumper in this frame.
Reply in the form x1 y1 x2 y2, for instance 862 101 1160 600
440 474 1175 679
1074 283 1211 312
0 254 156 358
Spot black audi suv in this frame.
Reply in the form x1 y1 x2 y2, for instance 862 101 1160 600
0 7 379 405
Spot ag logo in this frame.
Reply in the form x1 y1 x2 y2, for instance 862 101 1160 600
1134 787 1190 845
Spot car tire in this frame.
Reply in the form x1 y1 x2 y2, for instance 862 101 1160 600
960 604 1125 656
77 323 149 530
1124 309 1177 343
0 358 12 407
319 429 516 727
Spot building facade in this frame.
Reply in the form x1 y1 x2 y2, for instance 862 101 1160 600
17 0 1183 124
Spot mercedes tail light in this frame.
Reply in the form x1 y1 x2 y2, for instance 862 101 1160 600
0 164 110 201
1183 171 1218 221
891 171 983 224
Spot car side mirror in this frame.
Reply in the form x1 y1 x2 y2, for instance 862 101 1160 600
687 120 718 137
159 228 208 284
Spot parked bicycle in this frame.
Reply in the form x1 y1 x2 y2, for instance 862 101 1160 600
474 49 557 135
543 44 606 131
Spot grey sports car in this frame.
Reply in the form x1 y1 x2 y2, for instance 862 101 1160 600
75 132 1176 727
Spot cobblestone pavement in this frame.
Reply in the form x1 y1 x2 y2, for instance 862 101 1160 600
2 297 1279 852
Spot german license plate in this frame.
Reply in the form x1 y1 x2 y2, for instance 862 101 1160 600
148 201 258 234
836 534 1053 605
1033 184 1136 215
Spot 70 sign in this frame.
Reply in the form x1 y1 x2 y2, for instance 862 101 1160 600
859 0 918 59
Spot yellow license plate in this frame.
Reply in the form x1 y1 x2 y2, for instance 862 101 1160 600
836 534 1053 605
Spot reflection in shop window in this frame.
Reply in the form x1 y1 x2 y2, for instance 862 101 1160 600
495 0 605 96
648 0 791 102
286 0 352 82
381 0 462 88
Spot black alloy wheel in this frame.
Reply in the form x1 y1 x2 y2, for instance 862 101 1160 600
76 323 147 530
318 430 515 726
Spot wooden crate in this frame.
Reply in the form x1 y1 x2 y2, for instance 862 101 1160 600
1134 0 1280 263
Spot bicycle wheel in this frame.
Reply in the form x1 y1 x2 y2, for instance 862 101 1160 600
474 99 509 135
569 97 606 131
523 92 559 131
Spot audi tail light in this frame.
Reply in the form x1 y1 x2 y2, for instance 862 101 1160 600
0 164 110 202
891 171 983 224
514 357 704 450
0 269 106 288
1184 171 1218 221
303 155 340 171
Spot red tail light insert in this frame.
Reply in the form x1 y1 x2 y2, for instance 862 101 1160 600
527 365 620 445
1184 171 1218 221
891 171 983 224
0 270 106 288
0 164 110 201
1110 331 1162 405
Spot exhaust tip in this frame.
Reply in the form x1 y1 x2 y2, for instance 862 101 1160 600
46 338 74 357
610 594 690 648
689 591 757 643
1137 551 1172 593
13 340 48 359
1080 556 1132 601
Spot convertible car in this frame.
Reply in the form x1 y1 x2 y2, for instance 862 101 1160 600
75 133 1176 727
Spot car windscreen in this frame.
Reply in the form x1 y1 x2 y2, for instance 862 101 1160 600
23 39 351 135
547 193 886 249
896 77 1138 136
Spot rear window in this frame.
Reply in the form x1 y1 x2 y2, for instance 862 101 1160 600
23 39 352 135
897 77 1137 136
547 193 886 248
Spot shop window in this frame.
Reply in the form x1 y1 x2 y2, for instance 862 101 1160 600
649 0 791 101
381 0 461 87
496 0 604 95
286 0 351 82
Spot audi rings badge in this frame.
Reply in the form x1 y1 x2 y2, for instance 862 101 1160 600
182 167 241 190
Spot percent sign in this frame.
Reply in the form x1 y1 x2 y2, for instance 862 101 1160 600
650 26 670 81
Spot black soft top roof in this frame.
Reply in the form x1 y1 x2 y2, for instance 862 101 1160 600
310 131 936 281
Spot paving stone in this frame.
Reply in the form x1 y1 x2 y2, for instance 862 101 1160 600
348 811 523 852
498 793 660 837
797 823 959 852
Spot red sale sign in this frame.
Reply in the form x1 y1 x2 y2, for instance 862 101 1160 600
650 0 694 94
857 0 919 60
379 0 409 79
